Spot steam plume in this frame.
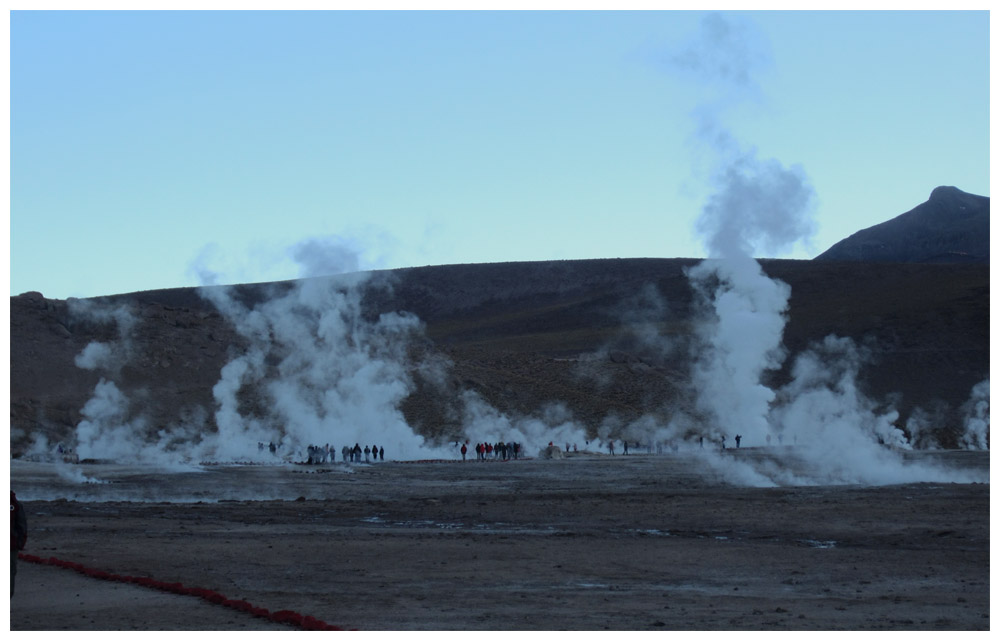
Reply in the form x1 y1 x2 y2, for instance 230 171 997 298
959 379 990 450
668 13 984 485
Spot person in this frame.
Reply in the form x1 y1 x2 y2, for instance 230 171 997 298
608 440 615 455
353 443 362 462
372 445 379 462
735 434 742 449
623 441 629 455
342 445 350 462
461 443 467 461
11 490 27 598
379 446 384 461
364 445 371 462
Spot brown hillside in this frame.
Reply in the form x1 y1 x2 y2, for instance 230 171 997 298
9 259 988 454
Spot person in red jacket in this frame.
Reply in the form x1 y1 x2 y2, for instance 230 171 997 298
460 443 468 461
11 491 28 598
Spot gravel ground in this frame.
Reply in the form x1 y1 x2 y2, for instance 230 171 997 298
9 450 990 631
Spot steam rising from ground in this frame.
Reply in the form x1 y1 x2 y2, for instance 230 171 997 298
40 16 985 487
661 13 987 486
959 380 990 450
200 271 442 460
67 301 173 466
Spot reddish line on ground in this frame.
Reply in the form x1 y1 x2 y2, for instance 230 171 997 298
18 553 346 631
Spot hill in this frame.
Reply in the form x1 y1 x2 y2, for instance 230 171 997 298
814 186 989 263
9 258 988 455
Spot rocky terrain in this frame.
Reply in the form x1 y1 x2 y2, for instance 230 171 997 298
9 188 990 456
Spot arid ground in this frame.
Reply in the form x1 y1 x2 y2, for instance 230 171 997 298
9 449 989 631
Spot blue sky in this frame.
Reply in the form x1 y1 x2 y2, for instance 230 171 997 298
9 10 990 299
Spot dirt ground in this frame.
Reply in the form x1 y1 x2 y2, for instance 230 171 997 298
9 450 990 631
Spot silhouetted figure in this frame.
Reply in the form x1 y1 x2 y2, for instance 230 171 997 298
11 491 27 597
608 441 615 456
364 445 371 462
623 441 629 455
379 446 384 461
735 434 742 449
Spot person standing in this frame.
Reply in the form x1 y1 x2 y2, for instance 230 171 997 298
461 443 468 461
364 445 371 462
379 446 384 461
11 491 28 597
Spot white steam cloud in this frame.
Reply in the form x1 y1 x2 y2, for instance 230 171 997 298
199 269 442 461
67 301 201 468
68 299 138 375
959 379 989 450
68 302 148 463
662 13 986 486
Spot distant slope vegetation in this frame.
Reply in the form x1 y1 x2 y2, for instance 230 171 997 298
815 186 989 263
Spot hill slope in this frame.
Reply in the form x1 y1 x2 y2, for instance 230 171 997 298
10 258 988 455
814 186 989 263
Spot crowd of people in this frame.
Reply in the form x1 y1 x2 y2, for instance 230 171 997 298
460 441 522 461
258 441 386 464
259 432 772 466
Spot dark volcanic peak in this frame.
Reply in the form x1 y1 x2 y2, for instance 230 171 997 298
815 186 989 264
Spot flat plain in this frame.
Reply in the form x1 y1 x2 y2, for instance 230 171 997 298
9 449 990 631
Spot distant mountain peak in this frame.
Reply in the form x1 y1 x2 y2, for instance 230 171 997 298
815 186 989 263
